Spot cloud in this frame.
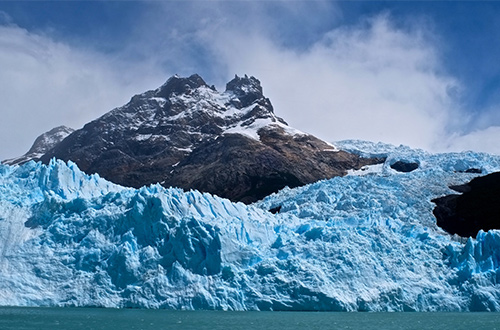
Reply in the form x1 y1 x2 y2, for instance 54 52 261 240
0 24 166 159
1 2 499 159
172 7 498 155
444 126 500 154
201 14 462 151
441 103 500 154
0 11 12 25
119 1 342 85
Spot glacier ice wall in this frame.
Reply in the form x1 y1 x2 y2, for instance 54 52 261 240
1 143 500 311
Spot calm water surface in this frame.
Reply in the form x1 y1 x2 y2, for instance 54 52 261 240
0 307 499 330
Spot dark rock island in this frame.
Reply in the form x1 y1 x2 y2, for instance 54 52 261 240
433 172 500 237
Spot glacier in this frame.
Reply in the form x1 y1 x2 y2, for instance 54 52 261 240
1 141 500 311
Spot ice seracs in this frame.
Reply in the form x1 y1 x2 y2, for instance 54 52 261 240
1 141 500 311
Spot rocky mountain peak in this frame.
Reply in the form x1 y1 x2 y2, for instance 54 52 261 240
3 125 74 166
156 73 209 98
225 74 265 108
28 126 75 154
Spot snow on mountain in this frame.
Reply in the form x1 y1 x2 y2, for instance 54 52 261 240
32 74 378 203
1 141 500 311
95 74 288 144
3 126 74 166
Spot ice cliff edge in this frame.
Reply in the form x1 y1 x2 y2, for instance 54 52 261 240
1 143 500 311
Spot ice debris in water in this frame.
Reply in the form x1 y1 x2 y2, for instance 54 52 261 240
1 141 500 311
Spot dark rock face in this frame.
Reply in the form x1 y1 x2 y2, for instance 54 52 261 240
390 161 419 173
3 126 74 165
19 74 380 203
226 74 266 108
167 128 377 203
269 206 282 214
432 172 500 237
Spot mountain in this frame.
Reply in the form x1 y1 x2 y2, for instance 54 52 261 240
12 74 380 203
3 126 74 166
1 142 500 311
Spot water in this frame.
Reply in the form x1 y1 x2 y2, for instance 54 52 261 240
0 308 499 330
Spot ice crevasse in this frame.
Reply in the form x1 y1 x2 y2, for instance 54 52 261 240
1 141 500 311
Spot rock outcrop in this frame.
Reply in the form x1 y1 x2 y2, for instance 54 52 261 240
432 172 500 237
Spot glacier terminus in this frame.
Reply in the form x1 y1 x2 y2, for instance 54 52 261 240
1 140 500 311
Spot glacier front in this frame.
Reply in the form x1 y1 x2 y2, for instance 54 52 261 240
1 142 500 311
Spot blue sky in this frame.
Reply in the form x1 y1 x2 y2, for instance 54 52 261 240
1 1 500 159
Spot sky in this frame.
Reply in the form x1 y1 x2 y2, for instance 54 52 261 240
1 1 500 160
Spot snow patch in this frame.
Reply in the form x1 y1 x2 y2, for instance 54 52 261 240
134 134 152 142
347 163 384 176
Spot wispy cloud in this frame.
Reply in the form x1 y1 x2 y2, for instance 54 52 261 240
0 24 165 159
204 13 462 151
0 10 12 25
444 126 500 155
